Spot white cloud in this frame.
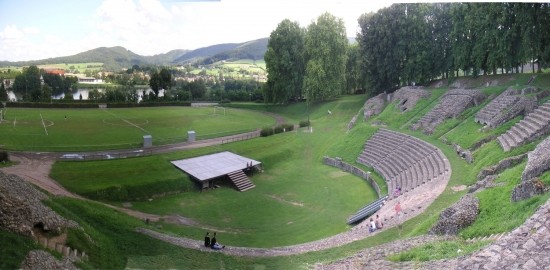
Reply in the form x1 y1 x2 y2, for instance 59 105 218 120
0 25 25 40
0 0 392 61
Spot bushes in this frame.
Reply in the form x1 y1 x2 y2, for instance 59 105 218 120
260 127 274 137
260 123 295 137
299 120 310 127
0 151 8 163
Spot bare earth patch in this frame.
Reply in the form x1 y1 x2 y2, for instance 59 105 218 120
267 194 304 207
451 185 467 192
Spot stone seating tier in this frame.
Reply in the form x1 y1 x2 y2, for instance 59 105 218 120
497 100 550 151
357 129 448 199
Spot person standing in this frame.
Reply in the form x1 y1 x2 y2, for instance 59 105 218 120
375 214 383 229
204 232 211 247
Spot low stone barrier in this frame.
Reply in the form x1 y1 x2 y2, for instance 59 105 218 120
323 156 382 198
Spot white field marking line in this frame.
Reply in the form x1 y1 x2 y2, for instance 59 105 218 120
102 109 151 134
40 113 49 136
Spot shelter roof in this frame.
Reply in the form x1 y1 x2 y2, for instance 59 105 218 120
171 151 260 181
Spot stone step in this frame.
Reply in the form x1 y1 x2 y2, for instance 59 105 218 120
524 117 543 130
534 107 550 119
497 134 512 152
507 128 523 145
512 123 530 139
518 119 537 134
528 113 548 126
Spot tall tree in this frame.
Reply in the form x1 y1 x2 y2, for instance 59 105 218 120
159 68 172 91
345 43 364 94
0 80 7 101
12 66 41 101
149 71 161 97
303 12 348 102
264 19 305 103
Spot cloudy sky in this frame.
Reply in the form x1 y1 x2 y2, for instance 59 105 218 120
0 0 393 62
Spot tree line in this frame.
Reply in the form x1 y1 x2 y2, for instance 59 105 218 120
264 13 348 104
265 3 550 102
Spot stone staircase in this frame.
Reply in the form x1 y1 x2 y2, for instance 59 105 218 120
466 232 507 243
497 101 550 151
227 170 255 191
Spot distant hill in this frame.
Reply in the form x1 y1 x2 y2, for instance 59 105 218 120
144 49 189 65
0 38 268 70
173 38 268 65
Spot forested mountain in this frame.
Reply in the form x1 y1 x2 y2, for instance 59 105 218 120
172 38 268 64
0 39 267 70
0 47 150 71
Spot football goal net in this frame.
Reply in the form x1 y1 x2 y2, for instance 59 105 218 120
214 106 226 116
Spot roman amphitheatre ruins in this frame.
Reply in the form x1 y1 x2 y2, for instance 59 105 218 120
0 76 549 269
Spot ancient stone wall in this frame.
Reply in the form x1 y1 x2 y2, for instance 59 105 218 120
363 93 387 120
20 250 78 270
392 86 430 112
512 137 550 201
411 89 486 134
521 137 550 182
476 154 528 181
429 195 479 235
0 171 78 237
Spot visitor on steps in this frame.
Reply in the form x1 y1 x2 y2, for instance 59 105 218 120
375 214 383 229
211 232 225 250
369 218 377 232
204 232 210 247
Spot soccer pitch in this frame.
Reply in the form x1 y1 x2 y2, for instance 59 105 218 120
0 107 275 151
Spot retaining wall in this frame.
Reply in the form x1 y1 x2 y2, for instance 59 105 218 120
323 156 382 198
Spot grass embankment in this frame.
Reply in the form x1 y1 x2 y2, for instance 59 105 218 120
0 230 42 269
33 74 550 268
0 106 274 151
51 95 378 249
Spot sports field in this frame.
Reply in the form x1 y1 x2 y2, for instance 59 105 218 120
0 106 275 151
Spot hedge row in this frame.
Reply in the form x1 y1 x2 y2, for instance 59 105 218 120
260 123 295 137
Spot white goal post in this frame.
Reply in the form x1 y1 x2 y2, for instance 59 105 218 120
214 106 226 116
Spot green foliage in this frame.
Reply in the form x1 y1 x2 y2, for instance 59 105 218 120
0 230 41 269
304 12 348 101
387 240 490 262
358 3 550 93
0 151 9 162
260 126 274 137
264 19 305 103
299 119 310 127
0 81 7 101
12 65 41 101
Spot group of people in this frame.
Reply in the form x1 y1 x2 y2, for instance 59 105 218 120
369 214 384 233
204 232 225 250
